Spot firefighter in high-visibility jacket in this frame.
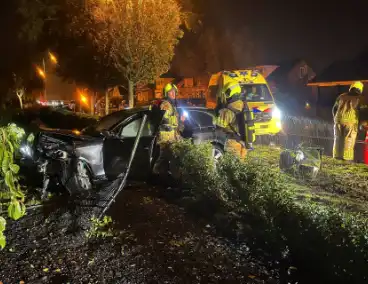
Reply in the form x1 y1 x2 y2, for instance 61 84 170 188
332 81 366 161
241 92 256 150
215 82 256 159
150 83 183 175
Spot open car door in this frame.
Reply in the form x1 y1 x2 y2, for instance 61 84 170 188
102 109 164 180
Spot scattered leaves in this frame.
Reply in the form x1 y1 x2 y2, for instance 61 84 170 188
86 215 115 238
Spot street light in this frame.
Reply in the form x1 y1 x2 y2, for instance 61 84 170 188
78 88 89 106
49 52 58 64
81 94 88 104
35 51 58 101
36 66 46 79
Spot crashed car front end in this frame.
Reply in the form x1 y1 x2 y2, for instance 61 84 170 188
35 132 77 195
20 130 104 197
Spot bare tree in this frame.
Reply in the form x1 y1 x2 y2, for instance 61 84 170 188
12 74 26 109
90 0 183 108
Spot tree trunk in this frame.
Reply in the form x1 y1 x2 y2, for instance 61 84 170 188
128 80 134 108
105 89 109 115
17 95 23 109
90 91 96 115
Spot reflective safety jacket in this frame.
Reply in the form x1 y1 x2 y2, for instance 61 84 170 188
333 92 366 125
215 100 255 143
150 99 181 144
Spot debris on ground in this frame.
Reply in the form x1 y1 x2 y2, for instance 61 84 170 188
0 185 278 283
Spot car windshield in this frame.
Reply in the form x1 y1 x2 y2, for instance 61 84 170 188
82 111 129 135
240 84 273 102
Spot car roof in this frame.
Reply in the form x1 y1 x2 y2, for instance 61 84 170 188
113 106 149 115
178 106 214 113
117 105 212 112
107 105 214 119
178 106 207 110
97 106 148 120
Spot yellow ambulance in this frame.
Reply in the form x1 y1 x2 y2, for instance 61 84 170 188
206 69 282 135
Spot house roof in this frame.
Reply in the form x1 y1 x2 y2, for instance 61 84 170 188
308 51 368 86
267 58 304 82
159 72 185 85
160 71 178 79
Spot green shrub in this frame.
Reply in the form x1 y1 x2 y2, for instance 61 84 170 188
0 123 27 249
171 140 368 283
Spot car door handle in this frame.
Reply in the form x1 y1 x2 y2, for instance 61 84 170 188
144 147 150 150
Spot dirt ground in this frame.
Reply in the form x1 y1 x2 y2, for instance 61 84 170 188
0 184 279 284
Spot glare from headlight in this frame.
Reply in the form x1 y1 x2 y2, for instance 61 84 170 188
276 121 282 129
272 107 282 119
20 145 33 158
183 110 189 118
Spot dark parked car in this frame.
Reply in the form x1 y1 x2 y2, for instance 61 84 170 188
20 106 227 195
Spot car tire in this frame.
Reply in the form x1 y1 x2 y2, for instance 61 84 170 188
212 144 224 162
279 150 294 171
66 159 93 196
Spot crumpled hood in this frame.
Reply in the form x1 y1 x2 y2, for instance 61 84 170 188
37 128 97 144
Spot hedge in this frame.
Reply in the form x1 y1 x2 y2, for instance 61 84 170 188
170 140 368 284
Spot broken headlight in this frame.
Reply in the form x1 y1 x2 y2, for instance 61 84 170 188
20 143 33 158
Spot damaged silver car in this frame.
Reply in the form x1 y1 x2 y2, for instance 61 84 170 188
20 107 228 198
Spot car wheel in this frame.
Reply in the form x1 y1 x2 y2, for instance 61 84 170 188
76 160 93 191
212 144 224 162
279 150 294 171
66 159 93 195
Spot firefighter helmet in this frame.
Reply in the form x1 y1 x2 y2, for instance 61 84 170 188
164 83 178 97
223 82 242 99
349 81 364 94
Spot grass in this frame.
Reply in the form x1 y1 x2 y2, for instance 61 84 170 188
248 145 368 214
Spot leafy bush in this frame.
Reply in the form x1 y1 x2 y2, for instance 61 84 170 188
171 140 368 284
0 123 27 249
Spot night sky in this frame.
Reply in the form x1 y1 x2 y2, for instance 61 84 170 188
1 0 368 75
195 0 368 72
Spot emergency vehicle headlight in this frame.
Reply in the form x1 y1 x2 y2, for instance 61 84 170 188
183 110 189 118
272 107 282 119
